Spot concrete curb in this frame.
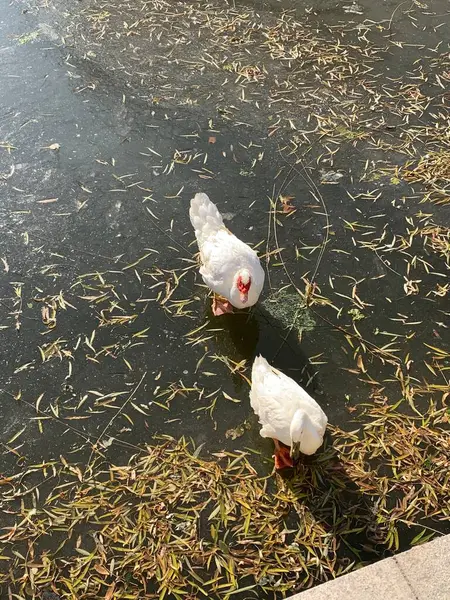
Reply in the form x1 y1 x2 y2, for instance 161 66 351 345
288 534 450 600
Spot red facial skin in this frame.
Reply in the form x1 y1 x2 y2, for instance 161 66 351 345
237 276 251 303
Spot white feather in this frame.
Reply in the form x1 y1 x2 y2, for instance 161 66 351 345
189 193 265 309
250 355 328 455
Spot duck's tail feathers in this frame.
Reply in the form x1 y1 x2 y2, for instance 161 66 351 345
189 193 224 246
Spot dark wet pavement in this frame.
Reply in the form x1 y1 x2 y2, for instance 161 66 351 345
0 0 449 570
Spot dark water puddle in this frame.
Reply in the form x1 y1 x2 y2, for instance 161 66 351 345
0 0 449 596
0 0 448 469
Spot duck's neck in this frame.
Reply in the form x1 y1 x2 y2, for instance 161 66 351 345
290 409 321 455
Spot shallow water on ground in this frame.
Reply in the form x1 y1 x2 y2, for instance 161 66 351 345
0 0 449 597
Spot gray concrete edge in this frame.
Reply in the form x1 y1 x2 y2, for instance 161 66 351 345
287 534 450 600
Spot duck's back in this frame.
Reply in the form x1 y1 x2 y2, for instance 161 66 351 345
189 193 225 250
190 193 263 298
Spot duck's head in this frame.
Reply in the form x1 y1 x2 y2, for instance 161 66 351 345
289 409 323 460
231 269 252 307
289 409 306 463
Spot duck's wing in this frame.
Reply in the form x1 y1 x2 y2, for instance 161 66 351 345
251 393 293 442
250 356 298 443
250 356 327 441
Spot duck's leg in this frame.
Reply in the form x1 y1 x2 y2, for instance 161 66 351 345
273 439 294 469
212 294 234 316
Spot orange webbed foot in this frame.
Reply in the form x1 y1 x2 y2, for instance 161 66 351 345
273 439 294 469
212 296 234 316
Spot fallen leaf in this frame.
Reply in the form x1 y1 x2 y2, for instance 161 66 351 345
42 143 60 151
94 563 110 576
357 355 366 373
1 257 9 272
208 136 216 144
280 194 295 214
105 583 115 600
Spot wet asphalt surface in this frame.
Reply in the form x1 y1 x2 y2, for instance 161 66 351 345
0 0 449 532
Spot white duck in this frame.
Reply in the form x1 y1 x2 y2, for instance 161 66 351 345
250 355 328 469
189 193 265 316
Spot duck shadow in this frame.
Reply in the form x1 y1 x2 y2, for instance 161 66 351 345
205 300 320 395
201 297 391 567
276 444 389 567
200 297 390 567
203 298 330 454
